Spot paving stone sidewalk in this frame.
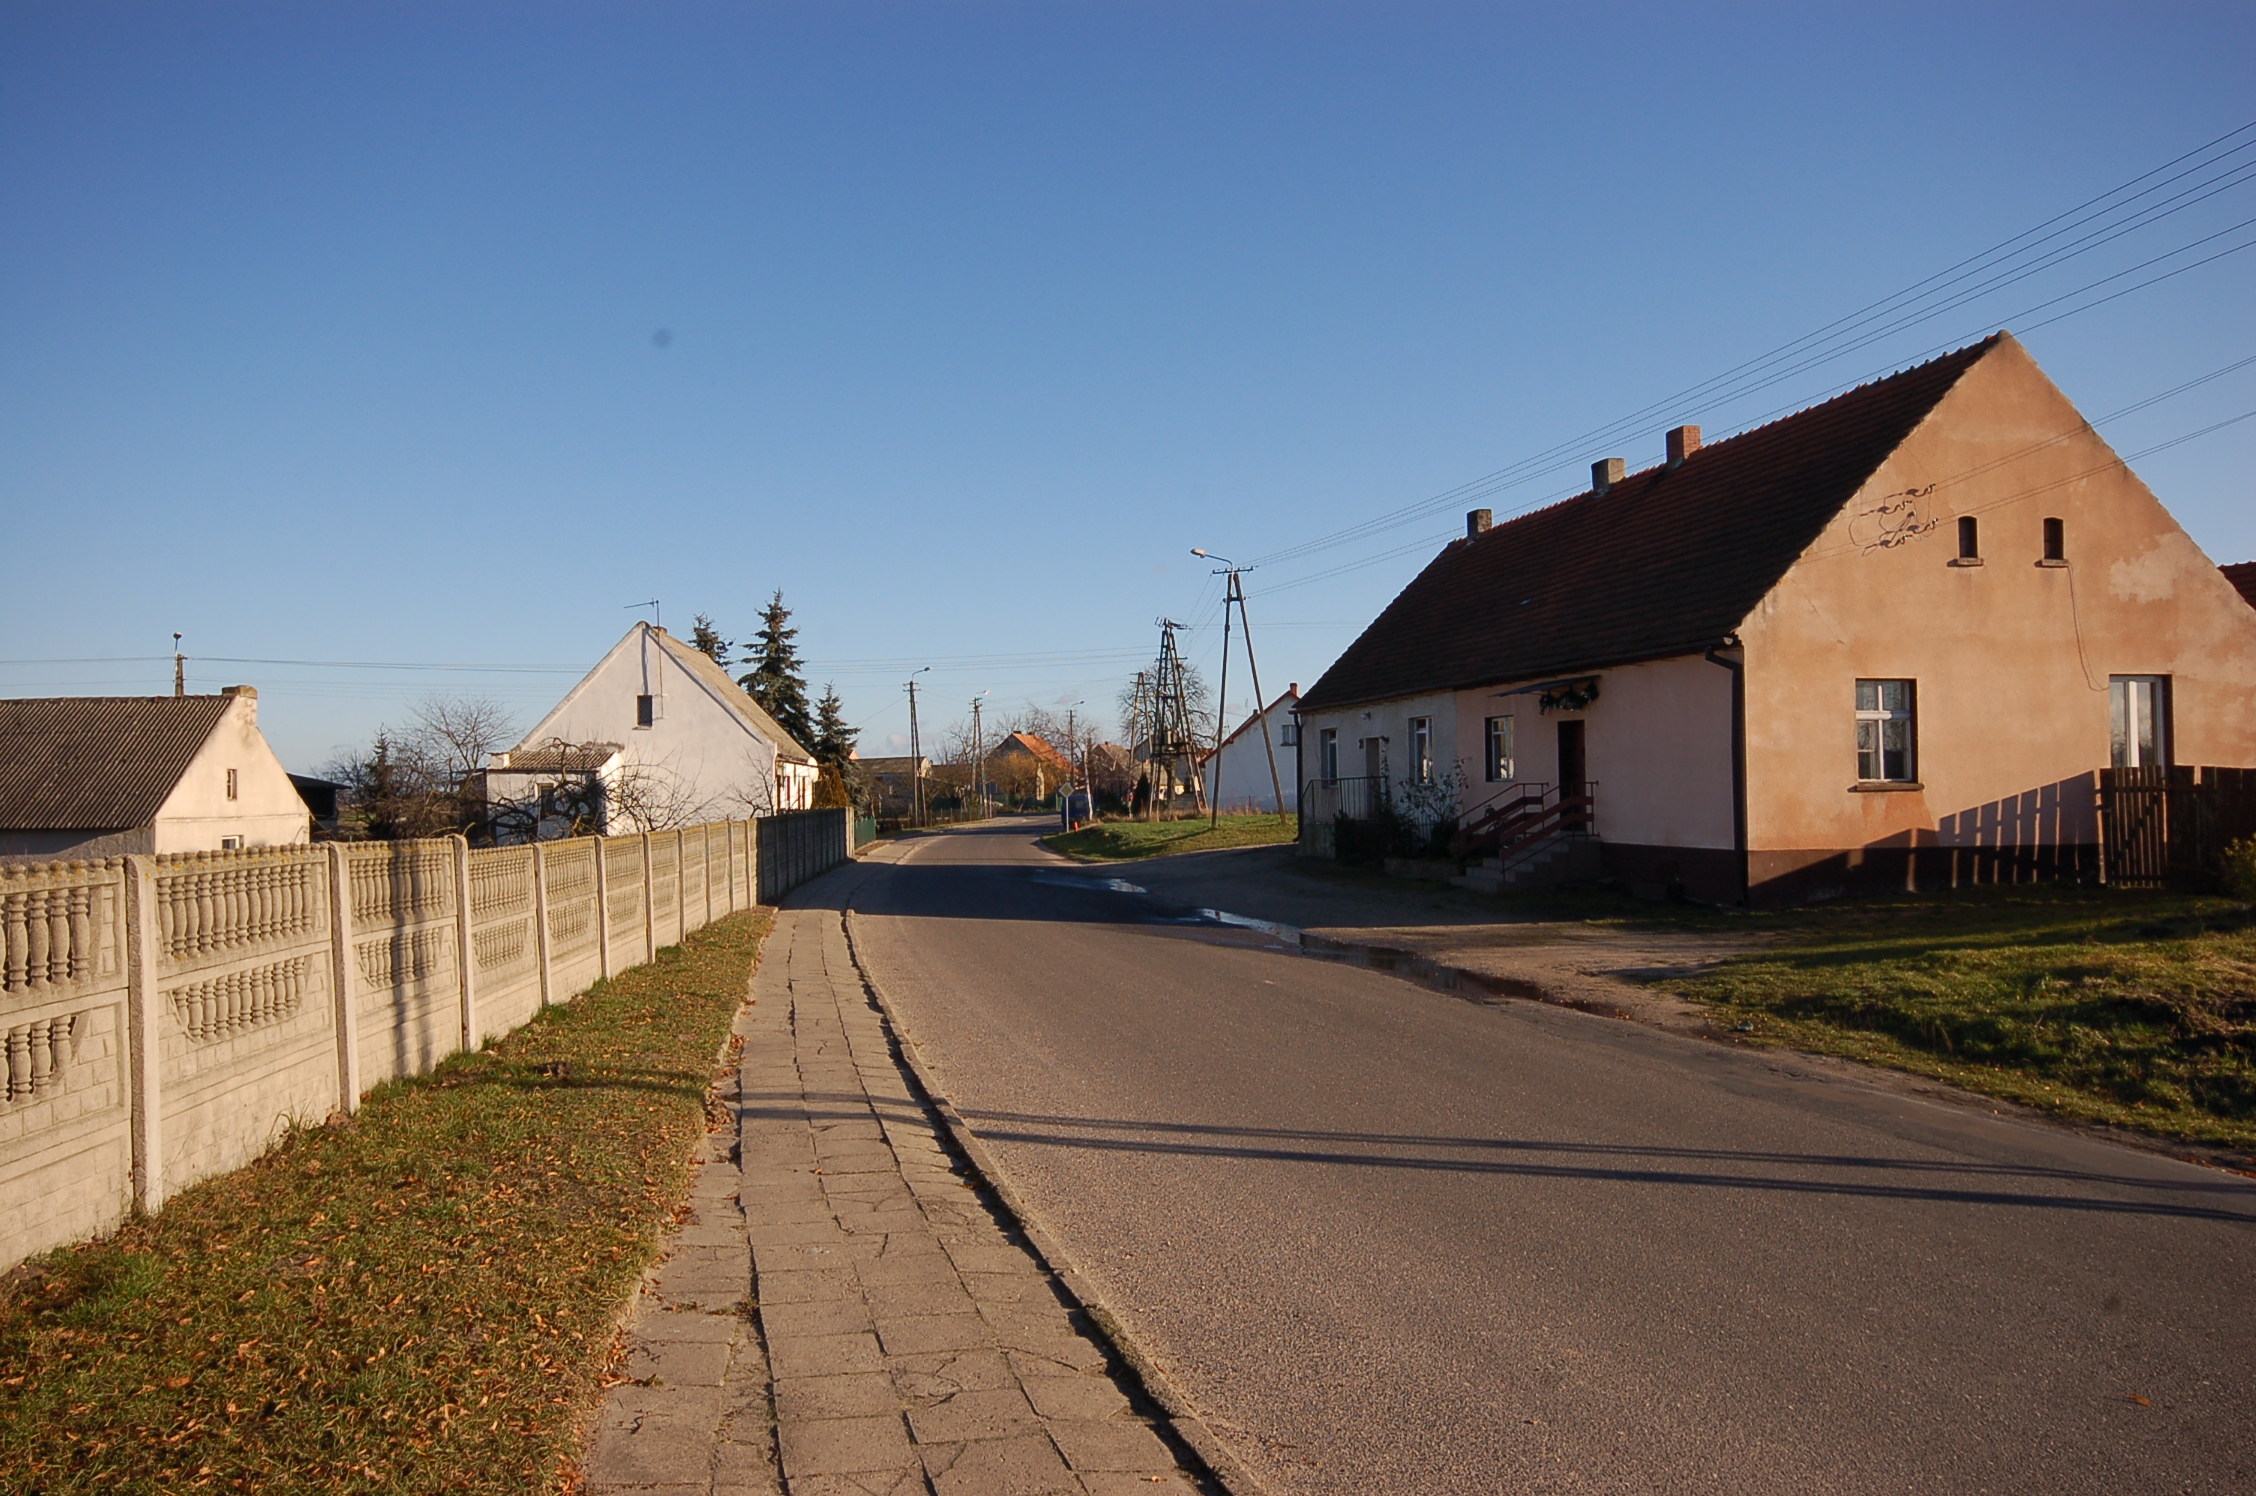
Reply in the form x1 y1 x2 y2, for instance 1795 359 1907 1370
583 905 1205 1496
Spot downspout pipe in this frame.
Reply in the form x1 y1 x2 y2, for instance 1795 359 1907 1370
1703 639 1749 906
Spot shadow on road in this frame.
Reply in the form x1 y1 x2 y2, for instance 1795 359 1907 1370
927 1105 2256 1223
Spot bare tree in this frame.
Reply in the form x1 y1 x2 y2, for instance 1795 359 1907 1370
326 693 519 839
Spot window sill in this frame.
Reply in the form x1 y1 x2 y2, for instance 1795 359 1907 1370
1947 557 1983 568
2037 558 2069 568
1851 781 1924 792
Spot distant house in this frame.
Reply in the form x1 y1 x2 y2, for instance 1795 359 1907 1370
985 732 1076 801
1296 334 2256 905
1202 686 1300 813
465 741 624 844
484 623 819 836
2223 561 2256 612
0 688 309 861
856 755 931 819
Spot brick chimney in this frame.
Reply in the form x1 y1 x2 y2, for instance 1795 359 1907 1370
220 684 257 725
1466 508 1492 537
1666 425 1702 468
1592 457 1626 494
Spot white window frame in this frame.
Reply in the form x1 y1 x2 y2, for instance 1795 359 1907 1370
1318 727 1338 784
2109 676 2170 769
1855 679 1917 783
1408 717 1434 785
1484 716 1514 783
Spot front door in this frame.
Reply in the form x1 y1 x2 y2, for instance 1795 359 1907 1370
1363 735 1385 782
1556 719 1588 831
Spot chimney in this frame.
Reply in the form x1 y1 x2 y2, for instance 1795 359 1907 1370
1666 425 1702 468
1592 457 1626 494
220 684 257 725
1466 508 1492 537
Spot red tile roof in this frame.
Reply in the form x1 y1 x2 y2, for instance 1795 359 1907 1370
2222 561 2256 611
1299 337 2001 713
991 731 1074 773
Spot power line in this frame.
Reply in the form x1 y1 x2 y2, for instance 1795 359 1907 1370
1247 119 2256 576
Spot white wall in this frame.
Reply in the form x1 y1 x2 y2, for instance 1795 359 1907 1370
1205 703 1299 812
518 627 785 830
151 691 310 854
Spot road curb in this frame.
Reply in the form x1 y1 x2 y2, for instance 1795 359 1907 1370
839 906 1271 1496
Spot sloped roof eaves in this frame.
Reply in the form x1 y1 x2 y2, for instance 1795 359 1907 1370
1299 338 2000 714
0 696 232 830
659 634 819 763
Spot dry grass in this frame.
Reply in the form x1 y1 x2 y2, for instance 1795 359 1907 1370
0 909 770 1494
1665 888 2256 1150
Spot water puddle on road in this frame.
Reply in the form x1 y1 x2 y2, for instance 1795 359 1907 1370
1027 872 1574 1010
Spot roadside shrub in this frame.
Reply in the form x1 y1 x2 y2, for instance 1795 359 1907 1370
2222 836 2256 904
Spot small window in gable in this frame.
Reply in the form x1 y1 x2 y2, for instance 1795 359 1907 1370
636 694 655 728
2043 517 2065 563
225 768 238 801
1957 516 1979 561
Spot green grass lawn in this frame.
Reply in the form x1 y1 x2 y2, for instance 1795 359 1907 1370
1660 887 2256 1150
0 908 770 1494
1044 813 1298 862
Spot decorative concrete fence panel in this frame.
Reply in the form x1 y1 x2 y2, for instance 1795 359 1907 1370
604 839 647 973
651 836 680 948
540 839 603 1001
758 810 851 904
0 809 854 1273
347 841 461 1089
0 859 132 1277
468 845 540 1042
153 848 340 1208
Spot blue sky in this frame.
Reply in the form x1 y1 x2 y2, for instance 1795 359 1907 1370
4 2 2252 771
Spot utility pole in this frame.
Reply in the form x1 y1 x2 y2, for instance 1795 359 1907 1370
172 632 184 698
970 693 989 820
905 669 929 827
1193 552 1290 829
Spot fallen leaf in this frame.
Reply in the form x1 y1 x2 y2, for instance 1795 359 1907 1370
2128 1394 2153 1407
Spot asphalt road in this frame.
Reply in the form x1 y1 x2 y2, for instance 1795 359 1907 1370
831 820 2256 1495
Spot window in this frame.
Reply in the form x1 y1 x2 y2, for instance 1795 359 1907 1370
1855 679 1916 782
1485 716 1514 782
220 836 242 850
635 694 655 728
2109 676 2170 768
1318 728 1338 783
1956 516 1981 562
2043 517 2065 563
1409 717 1434 784
225 768 238 801
1279 722 1299 747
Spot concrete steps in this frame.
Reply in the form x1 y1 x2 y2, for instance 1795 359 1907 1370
1453 835 1600 893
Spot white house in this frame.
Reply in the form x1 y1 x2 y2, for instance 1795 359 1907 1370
1203 686 1300 814
0 688 310 861
491 623 820 834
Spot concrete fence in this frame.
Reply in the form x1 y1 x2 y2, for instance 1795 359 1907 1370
0 808 851 1273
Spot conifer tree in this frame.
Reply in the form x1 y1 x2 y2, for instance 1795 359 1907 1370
738 590 816 749
689 613 733 669
812 683 858 768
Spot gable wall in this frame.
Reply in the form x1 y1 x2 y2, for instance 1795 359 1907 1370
1741 336 2256 899
522 627 783 828
151 695 310 854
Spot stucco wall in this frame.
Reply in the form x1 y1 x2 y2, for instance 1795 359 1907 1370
150 693 310 854
1741 335 2256 895
520 626 784 829
1207 706 1299 813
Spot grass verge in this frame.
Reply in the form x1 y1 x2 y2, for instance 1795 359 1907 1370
1044 813 1298 862
1661 887 2256 1151
0 908 771 1494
